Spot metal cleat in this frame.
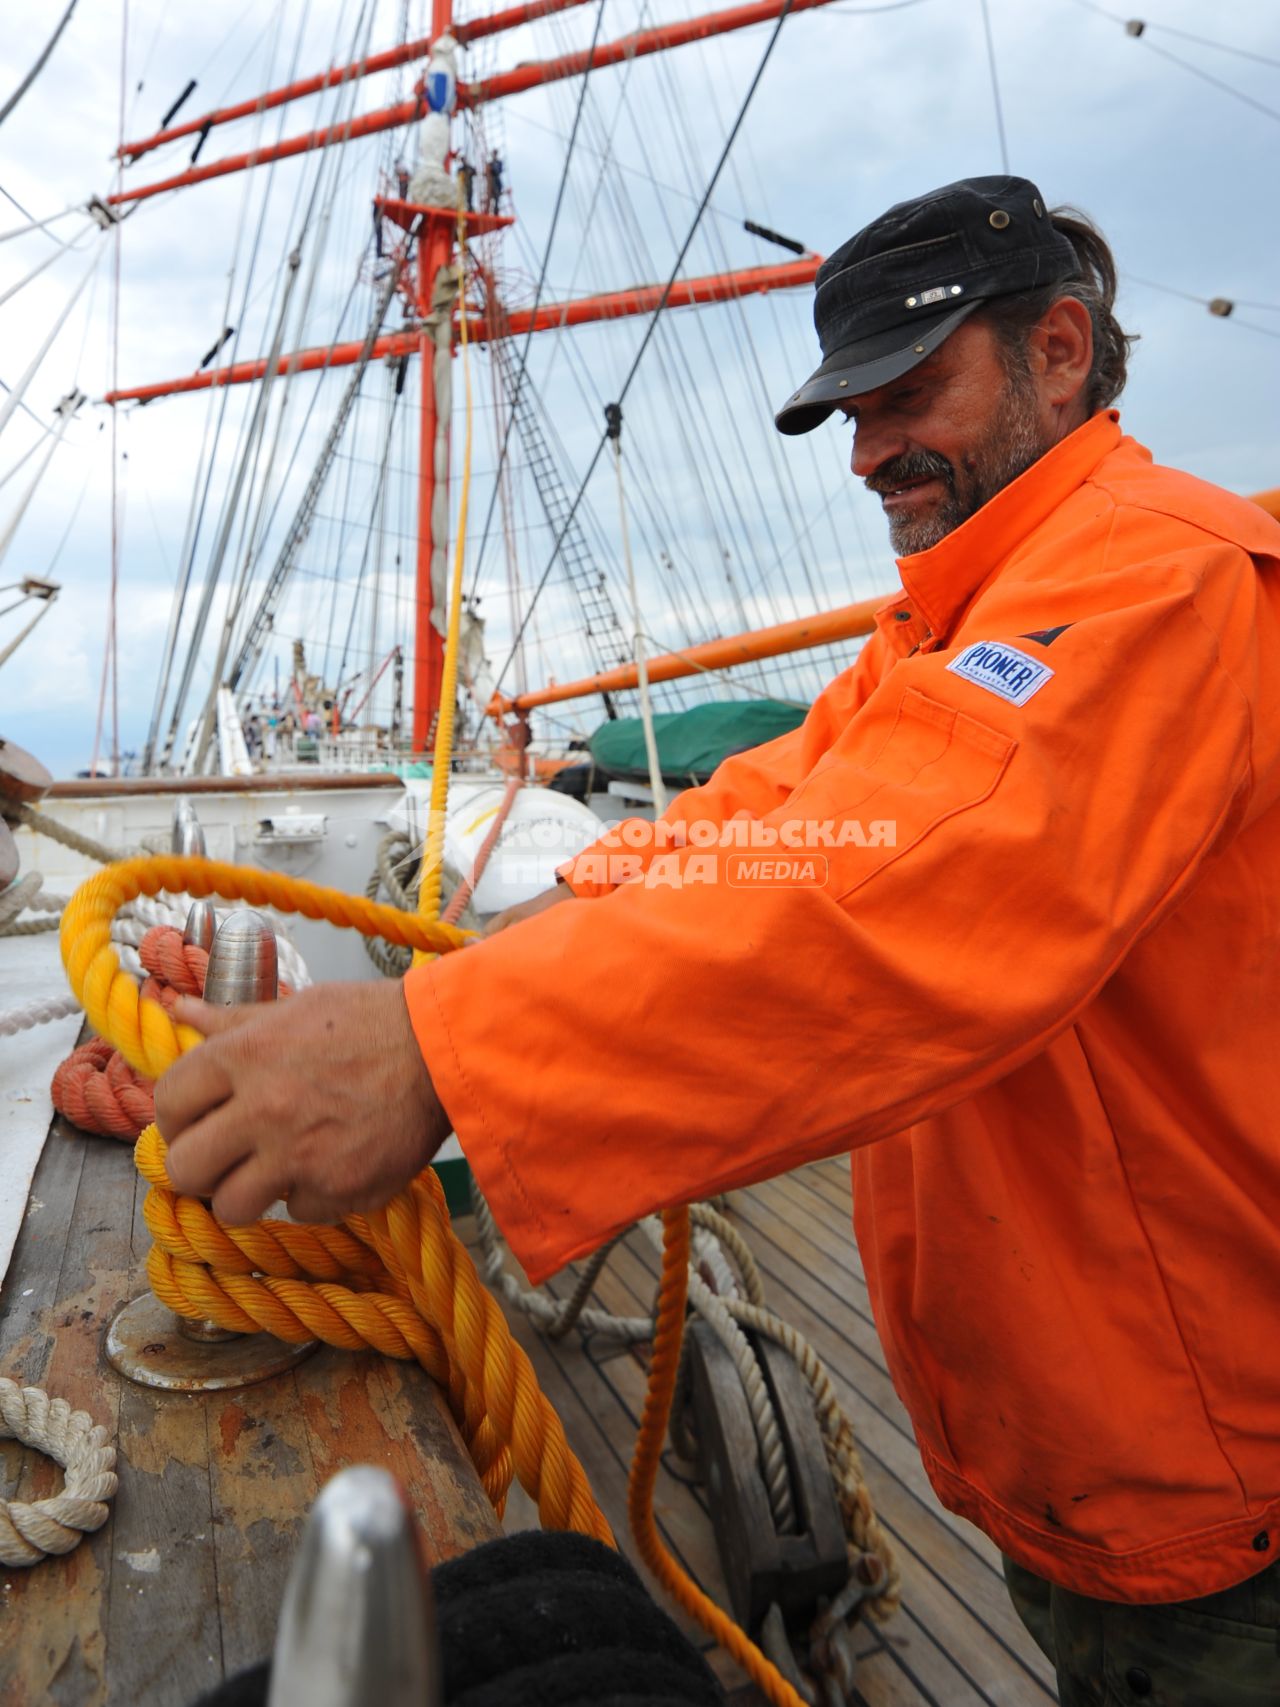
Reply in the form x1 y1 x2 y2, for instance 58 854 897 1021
268 1466 441 1707
106 910 315 1390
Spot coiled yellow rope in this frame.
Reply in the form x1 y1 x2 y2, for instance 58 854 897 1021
61 853 809 1705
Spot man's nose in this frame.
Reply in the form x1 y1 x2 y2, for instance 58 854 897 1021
850 419 908 480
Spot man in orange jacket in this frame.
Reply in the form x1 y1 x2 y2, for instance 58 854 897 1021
158 176 1280 1704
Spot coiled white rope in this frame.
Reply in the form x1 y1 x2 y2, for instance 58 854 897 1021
0 1378 118 1567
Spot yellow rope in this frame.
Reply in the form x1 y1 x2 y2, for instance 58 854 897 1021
61 854 815 1704
59 856 604 1541
414 201 475 953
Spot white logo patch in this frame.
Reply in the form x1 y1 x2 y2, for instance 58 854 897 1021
946 641 1053 707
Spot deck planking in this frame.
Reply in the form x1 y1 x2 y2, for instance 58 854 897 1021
0 1115 1058 1706
0 1129 500 1707
468 1166 1059 1707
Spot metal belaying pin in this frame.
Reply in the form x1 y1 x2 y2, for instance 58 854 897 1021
268 1467 441 1707
171 799 207 859
182 898 216 954
175 910 277 1342
105 908 316 1390
203 909 277 1005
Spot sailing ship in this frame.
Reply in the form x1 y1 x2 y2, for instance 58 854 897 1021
3 2 1278 1702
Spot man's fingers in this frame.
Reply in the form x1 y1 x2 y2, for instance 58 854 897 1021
165 1104 256 1199
281 1183 346 1226
154 1043 234 1145
170 996 257 1038
211 1154 294 1228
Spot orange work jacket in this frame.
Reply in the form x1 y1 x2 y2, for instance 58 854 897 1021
405 410 1280 1603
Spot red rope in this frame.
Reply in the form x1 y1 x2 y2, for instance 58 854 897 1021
51 923 288 1139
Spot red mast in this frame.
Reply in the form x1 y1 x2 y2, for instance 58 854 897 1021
107 0 841 753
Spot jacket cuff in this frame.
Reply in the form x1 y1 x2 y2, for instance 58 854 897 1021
402 953 562 1283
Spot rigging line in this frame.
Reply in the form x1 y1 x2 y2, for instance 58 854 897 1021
0 221 96 312
0 245 99 490
0 242 104 443
1137 22 1280 72
92 0 129 782
1124 272 1280 316
153 0 322 767
826 0 934 10
228 249 371 603
1067 0 1280 125
519 0 651 399
596 36 795 636
977 0 1009 174
221 0 384 671
656 33 822 616
466 0 610 604
43 463 93 579
1139 35 1280 125
220 0 366 590
0 203 85 245
529 65 748 638
0 0 81 131
1067 1 1280 72
493 0 798 698
336 380 403 693
0 381 64 444
148 0 300 763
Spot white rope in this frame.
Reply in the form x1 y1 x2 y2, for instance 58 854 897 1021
0 244 101 443
471 1182 897 1605
471 1177 795 1530
0 871 43 927
0 992 79 1037
0 1378 117 1567
642 1215 797 1533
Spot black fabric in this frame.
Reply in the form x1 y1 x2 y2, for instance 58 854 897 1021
192 1531 724 1707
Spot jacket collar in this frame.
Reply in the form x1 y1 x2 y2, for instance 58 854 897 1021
885 409 1122 642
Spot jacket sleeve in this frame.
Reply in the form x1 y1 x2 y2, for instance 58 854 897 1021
405 550 1254 1282
562 629 892 897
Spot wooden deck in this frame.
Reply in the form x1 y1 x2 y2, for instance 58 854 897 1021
473 1160 1060 1707
1 1115 1058 1705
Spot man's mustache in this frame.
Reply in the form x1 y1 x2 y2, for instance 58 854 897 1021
864 450 953 497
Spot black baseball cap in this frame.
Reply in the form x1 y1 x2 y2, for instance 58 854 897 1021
774 175 1080 435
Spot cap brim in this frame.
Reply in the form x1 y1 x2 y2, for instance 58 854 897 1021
774 299 981 436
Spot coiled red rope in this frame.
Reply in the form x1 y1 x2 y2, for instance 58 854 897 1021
50 923 288 1140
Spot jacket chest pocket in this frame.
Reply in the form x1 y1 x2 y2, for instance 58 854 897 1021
782 686 1016 901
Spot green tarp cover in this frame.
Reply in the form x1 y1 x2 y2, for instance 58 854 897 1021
588 699 808 787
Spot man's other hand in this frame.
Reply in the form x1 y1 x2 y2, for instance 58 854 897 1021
156 980 450 1226
480 881 578 938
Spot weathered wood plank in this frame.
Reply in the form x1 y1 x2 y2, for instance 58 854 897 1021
1 1135 503 1706
505 1195 1057 1706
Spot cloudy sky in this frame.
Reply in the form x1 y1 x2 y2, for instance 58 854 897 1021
1 0 1278 775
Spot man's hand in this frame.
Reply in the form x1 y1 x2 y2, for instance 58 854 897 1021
155 980 451 1226
480 881 578 938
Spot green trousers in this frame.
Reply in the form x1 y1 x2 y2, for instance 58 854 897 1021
1002 1554 1280 1705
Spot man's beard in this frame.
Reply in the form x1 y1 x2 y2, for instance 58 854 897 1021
866 371 1050 556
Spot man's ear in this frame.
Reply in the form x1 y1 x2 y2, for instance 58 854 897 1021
1031 296 1094 417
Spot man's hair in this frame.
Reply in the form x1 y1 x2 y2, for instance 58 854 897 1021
981 207 1137 413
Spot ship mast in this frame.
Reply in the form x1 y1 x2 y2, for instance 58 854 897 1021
106 0 841 757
